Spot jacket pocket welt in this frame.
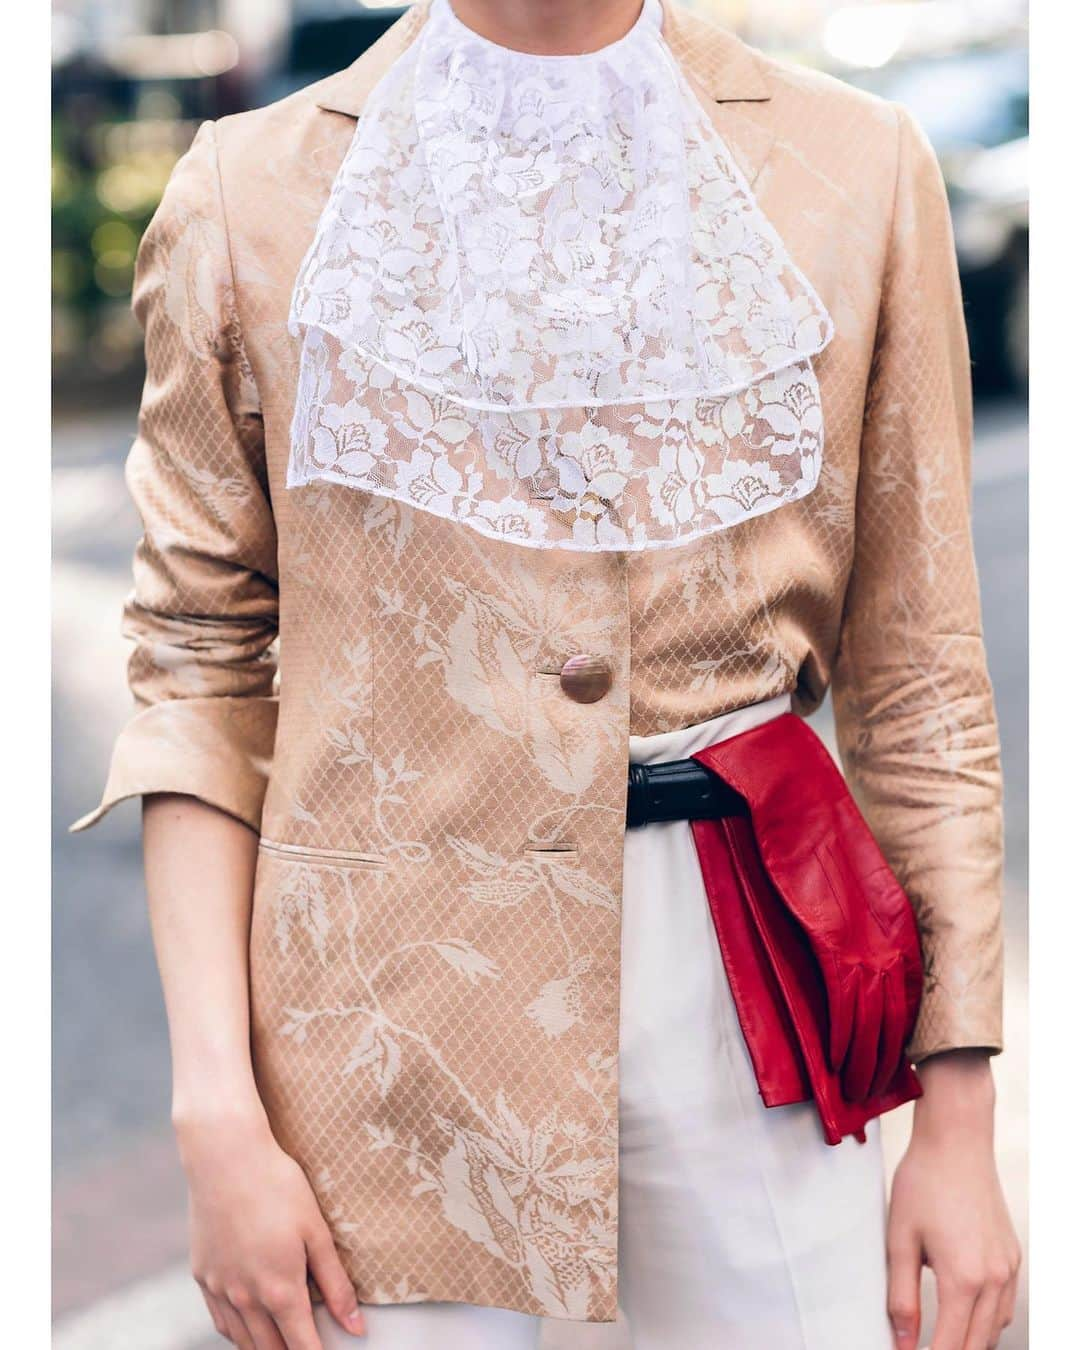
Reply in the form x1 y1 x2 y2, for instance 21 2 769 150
257 838 390 871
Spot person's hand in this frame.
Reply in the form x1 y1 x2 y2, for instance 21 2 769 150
178 1106 368 1347
886 1050 1021 1349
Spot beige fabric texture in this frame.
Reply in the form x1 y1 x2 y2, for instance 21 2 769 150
73 0 1005 1322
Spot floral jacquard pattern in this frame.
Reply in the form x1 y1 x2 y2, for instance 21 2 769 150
368 1066 618 1318
254 852 619 1318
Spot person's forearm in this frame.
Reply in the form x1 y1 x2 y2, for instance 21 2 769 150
142 795 368 1340
142 793 266 1132
914 1047 997 1139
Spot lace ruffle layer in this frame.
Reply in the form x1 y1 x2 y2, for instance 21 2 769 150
287 0 834 550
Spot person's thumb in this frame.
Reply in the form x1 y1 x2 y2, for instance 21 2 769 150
306 1223 366 1338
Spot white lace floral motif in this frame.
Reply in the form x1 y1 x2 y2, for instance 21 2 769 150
287 0 834 550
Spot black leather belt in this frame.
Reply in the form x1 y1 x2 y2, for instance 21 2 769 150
625 757 749 829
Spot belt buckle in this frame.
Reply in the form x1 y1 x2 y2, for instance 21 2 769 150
626 762 651 829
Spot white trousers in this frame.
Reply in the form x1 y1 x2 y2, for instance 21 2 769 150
316 696 894 1350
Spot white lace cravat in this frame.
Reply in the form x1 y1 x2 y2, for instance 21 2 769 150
287 0 834 551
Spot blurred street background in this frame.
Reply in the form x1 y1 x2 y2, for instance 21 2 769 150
52 1 1029 1346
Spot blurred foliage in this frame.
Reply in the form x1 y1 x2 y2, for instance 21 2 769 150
52 108 194 382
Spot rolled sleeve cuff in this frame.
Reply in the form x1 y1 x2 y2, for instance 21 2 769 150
906 957 1005 1064
70 696 278 836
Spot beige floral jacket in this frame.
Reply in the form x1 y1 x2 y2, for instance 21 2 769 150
75 0 1005 1322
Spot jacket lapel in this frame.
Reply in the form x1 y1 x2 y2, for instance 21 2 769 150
312 0 778 188
312 1 430 117
660 0 779 189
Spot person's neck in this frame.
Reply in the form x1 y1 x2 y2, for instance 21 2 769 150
446 0 647 55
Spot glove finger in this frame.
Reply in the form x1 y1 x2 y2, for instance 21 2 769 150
827 962 857 1075
869 963 907 1099
842 969 883 1103
901 948 924 1044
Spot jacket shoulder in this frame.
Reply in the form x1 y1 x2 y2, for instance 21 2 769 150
210 73 348 163
759 50 902 156
762 53 947 218
750 49 910 227
668 2 906 208
205 71 367 236
212 1 423 156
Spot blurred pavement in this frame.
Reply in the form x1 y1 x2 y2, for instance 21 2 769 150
53 399 1028 1348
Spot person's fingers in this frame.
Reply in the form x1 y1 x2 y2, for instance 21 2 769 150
870 964 907 1099
248 1306 292 1350
885 1225 922 1348
200 1290 231 1341
306 1223 366 1337
962 1280 1008 1350
221 1302 256 1350
843 970 883 1102
997 1264 1020 1338
929 1276 978 1350
271 1294 330 1350
238 1306 288 1350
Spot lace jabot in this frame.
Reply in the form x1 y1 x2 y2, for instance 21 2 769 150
287 0 834 550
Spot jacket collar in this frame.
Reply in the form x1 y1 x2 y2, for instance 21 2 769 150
313 0 773 115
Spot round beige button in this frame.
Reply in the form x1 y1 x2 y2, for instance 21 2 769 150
558 654 612 704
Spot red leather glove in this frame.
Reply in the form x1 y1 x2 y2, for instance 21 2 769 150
692 713 924 1104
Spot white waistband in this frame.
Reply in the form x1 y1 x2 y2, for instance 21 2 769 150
627 692 794 765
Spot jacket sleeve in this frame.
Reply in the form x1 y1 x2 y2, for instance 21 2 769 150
71 121 279 836
830 104 1005 1063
